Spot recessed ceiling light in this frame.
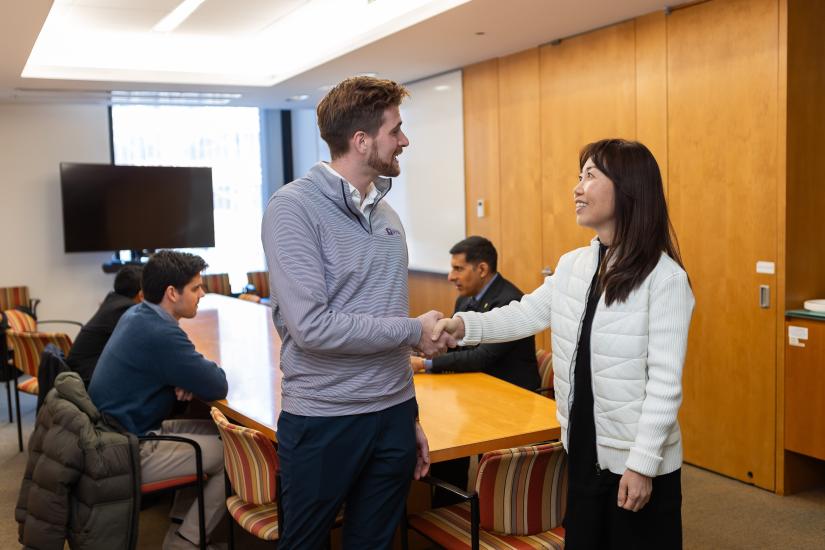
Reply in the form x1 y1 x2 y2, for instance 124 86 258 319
357 72 378 78
110 90 241 106
318 84 336 91
153 0 207 33
434 84 451 92
287 94 310 101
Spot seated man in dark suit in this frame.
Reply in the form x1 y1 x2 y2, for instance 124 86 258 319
413 236 540 507
66 265 143 386
89 251 228 550
412 236 540 390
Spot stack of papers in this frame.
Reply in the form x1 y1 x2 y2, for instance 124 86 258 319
803 299 825 313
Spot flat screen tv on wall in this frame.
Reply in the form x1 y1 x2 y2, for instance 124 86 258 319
60 162 215 253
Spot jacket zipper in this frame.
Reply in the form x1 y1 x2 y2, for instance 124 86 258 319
367 179 391 234
339 179 392 235
567 241 602 467
340 180 369 234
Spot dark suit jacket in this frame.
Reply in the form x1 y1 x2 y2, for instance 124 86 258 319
66 292 136 386
429 274 540 390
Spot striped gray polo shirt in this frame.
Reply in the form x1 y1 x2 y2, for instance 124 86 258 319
261 162 421 416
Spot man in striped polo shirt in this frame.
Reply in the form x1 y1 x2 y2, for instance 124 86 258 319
262 76 453 549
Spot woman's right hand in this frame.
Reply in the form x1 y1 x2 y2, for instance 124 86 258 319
432 316 465 342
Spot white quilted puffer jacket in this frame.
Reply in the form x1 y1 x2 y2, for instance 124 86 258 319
457 238 694 477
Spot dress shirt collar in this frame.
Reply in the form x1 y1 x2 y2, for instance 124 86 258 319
322 162 378 214
475 273 499 303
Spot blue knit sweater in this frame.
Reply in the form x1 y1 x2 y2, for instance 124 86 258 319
89 301 228 434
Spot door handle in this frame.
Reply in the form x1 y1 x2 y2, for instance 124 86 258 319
541 266 553 277
759 285 770 309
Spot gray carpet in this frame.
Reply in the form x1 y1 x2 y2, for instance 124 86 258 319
2 385 824 549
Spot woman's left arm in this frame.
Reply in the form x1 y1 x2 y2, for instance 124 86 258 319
626 271 695 478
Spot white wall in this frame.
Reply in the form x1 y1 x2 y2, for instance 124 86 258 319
291 108 330 178
394 70 465 273
0 103 113 336
288 71 466 273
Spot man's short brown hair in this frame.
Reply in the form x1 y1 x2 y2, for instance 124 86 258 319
316 76 409 159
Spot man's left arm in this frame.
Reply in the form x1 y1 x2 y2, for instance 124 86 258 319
160 327 228 401
428 340 519 373
626 272 694 477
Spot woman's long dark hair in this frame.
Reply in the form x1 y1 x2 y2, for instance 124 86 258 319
579 139 686 306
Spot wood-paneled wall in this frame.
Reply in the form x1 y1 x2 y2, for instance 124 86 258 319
409 270 456 318
667 0 780 490
779 0 825 494
458 0 825 492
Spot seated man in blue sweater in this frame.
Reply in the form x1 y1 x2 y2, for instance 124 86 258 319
89 250 228 550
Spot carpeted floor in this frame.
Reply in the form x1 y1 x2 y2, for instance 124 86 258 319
1 385 824 549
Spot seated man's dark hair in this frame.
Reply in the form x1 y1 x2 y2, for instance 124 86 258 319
141 250 208 304
449 236 498 273
113 265 143 298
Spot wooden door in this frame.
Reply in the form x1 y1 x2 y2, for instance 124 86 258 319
463 60 502 247
539 21 637 268
667 0 779 489
498 48 543 297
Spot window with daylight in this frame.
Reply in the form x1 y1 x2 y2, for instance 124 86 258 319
111 105 266 292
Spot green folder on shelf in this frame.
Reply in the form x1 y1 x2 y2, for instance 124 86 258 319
786 309 825 321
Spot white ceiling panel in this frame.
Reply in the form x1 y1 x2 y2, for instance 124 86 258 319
178 0 310 36
1 0 685 109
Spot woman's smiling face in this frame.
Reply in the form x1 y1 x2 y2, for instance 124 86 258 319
574 156 617 244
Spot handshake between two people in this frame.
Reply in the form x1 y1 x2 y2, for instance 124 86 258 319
412 310 469 358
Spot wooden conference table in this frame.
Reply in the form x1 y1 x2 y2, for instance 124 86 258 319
180 294 560 462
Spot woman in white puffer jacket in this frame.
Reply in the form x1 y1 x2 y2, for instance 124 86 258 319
435 139 694 549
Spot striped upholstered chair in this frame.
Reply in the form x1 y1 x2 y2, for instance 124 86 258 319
1 310 40 426
3 309 82 335
210 407 342 546
405 442 568 550
6 330 73 451
3 309 37 333
211 407 281 546
0 286 39 318
202 273 233 296
245 271 270 300
535 348 554 398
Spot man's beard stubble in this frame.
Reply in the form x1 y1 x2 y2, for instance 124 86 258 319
367 144 401 177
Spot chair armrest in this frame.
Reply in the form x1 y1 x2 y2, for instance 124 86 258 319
137 434 204 480
30 298 40 319
416 476 480 550
417 475 477 502
37 319 84 328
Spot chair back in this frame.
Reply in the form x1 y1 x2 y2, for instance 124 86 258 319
202 273 232 296
6 331 73 377
475 442 567 536
4 309 37 332
246 271 270 299
536 349 553 392
0 286 30 312
238 293 261 303
210 407 279 505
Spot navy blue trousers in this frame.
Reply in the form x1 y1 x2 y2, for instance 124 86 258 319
276 398 418 550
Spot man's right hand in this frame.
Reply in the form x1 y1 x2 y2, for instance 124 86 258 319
415 310 455 357
432 316 466 342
